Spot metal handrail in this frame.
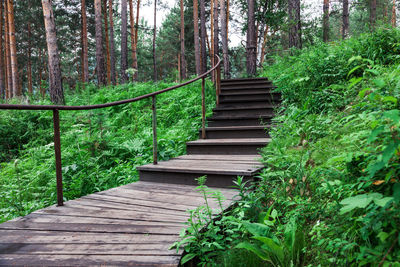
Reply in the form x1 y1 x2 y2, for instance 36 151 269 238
0 55 222 206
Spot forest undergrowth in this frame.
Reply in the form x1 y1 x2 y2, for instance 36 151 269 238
173 28 400 266
0 80 215 223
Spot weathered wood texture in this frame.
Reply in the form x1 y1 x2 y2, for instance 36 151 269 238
0 181 236 266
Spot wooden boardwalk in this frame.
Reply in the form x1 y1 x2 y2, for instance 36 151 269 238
0 181 236 266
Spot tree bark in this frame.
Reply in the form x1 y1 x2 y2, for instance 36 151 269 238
323 0 329 42
246 0 256 76
133 0 140 81
0 1 5 99
213 0 219 66
7 0 19 97
153 0 157 81
38 49 45 98
210 0 214 81
342 0 349 39
4 0 11 98
42 0 65 104
108 0 116 85
193 0 201 75
180 0 187 80
226 0 229 41
220 0 229 78
81 0 89 83
95 0 106 86
370 0 377 30
103 0 111 85
27 22 33 95
392 0 396 27
260 25 269 67
129 0 135 71
120 0 128 83
199 0 207 73
288 0 302 49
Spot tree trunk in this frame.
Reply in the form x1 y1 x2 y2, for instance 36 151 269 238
246 0 256 76
120 0 128 83
323 0 329 42
260 25 269 66
42 0 65 104
129 0 135 71
108 0 116 85
133 0 140 81
180 0 186 80
153 0 157 81
193 0 201 75
81 0 89 83
27 22 33 95
199 0 207 73
103 0 111 85
7 0 19 97
177 53 181 81
94 0 106 86
4 0 11 98
370 0 377 30
288 0 302 49
213 0 219 65
392 0 396 27
0 1 5 99
342 0 349 39
210 0 214 81
220 0 229 78
226 0 229 41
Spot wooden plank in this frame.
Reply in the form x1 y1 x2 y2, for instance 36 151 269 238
0 243 179 255
0 254 179 266
0 230 179 243
0 221 183 235
174 154 261 162
186 138 271 145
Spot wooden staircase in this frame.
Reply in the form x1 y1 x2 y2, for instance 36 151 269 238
137 77 280 187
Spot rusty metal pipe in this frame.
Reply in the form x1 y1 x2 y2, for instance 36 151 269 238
52 109 63 206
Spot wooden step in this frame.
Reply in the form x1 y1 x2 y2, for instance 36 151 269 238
217 99 280 109
221 84 276 90
221 77 270 83
213 105 274 116
207 114 274 127
219 92 281 102
199 126 270 139
221 87 276 94
137 156 263 187
186 138 271 155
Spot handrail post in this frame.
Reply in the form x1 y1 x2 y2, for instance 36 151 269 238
201 77 206 139
152 96 158 165
52 109 63 206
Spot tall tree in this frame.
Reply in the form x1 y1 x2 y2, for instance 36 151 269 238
210 0 214 81
180 0 186 80
323 0 329 42
153 0 157 81
94 0 106 86
370 0 377 30
103 0 111 85
120 0 128 83
220 0 229 78
0 2 5 99
27 22 33 94
129 0 135 71
81 0 89 83
199 0 207 73
342 0 349 39
7 0 19 97
246 0 256 76
288 0 302 49
4 0 11 98
193 0 201 75
213 0 219 68
42 0 65 104
109 0 116 85
392 0 396 27
132 0 140 81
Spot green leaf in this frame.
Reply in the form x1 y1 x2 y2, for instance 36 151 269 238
253 236 285 263
359 88 371 98
383 110 400 122
393 183 400 203
364 68 380 76
348 55 362 64
377 231 389 242
180 253 196 264
243 222 271 237
340 194 375 214
383 96 398 105
368 126 384 143
348 77 363 89
236 242 271 261
374 197 393 207
348 65 363 78
373 78 386 88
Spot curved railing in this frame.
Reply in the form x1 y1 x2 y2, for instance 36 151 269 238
0 55 222 206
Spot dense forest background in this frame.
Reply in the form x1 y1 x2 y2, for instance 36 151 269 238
0 0 397 103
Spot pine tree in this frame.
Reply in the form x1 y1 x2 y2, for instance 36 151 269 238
193 0 201 75
180 0 186 80
199 0 207 73
246 0 256 76
81 0 89 83
109 0 116 85
95 0 106 86
323 0 329 42
342 0 349 39
120 0 128 83
7 0 19 96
